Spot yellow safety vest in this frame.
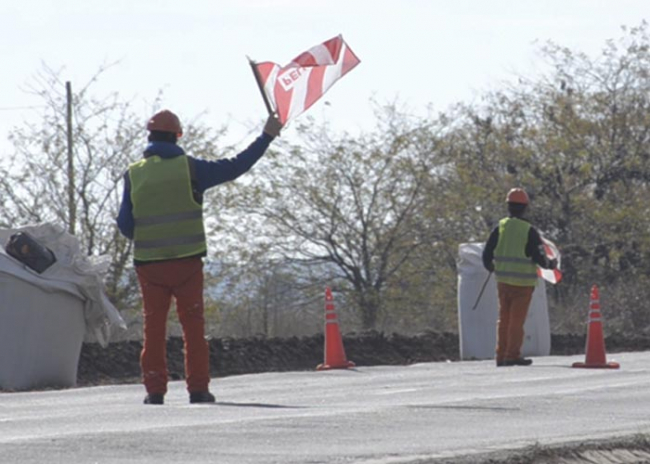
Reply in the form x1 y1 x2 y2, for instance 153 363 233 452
494 217 538 286
129 155 206 262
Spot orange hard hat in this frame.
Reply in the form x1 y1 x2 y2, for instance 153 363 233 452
506 187 529 205
146 110 182 135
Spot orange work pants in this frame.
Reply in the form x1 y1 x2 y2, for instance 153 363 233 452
495 282 535 362
136 257 210 395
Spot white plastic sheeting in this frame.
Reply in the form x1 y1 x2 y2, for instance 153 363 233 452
0 223 126 390
457 242 551 361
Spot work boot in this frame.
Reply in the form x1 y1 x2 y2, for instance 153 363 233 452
189 391 215 404
143 393 165 405
503 358 533 366
496 360 506 367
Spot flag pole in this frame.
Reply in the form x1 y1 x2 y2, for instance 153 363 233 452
472 271 492 310
247 56 274 117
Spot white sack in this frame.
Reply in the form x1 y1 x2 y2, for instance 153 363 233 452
0 274 85 389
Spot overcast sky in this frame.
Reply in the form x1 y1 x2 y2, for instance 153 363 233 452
1 0 648 153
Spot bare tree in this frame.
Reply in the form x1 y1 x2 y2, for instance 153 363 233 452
0 64 228 319
211 105 450 330
0 64 144 310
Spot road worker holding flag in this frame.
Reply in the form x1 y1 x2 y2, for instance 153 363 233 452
482 188 558 367
117 109 282 405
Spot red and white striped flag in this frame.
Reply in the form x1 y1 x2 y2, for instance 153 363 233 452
537 236 562 284
251 35 360 124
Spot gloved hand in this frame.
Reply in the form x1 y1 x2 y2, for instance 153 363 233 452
485 262 495 273
548 258 558 270
263 114 283 138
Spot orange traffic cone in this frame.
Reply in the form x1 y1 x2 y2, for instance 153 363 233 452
572 285 620 369
316 287 355 370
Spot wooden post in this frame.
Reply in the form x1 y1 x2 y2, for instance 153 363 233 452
65 81 76 235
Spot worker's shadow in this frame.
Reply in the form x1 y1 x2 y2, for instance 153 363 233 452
214 401 304 409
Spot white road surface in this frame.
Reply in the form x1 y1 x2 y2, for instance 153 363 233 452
1 352 649 463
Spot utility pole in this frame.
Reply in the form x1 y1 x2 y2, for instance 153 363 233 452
65 81 76 235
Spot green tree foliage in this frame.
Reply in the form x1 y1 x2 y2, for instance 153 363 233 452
440 22 650 333
212 22 650 336
5 23 650 339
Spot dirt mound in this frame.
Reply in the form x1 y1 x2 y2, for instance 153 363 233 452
76 331 649 387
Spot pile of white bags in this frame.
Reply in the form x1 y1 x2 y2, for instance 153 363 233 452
0 223 126 390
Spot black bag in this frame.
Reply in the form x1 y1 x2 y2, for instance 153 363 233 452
5 232 57 274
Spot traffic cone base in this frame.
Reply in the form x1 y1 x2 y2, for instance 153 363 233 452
572 361 620 369
316 360 356 371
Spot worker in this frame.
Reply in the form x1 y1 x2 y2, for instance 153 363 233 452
482 187 557 367
117 109 282 404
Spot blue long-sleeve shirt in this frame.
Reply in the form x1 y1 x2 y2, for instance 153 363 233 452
117 131 273 240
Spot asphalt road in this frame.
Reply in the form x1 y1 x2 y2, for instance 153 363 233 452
1 352 649 464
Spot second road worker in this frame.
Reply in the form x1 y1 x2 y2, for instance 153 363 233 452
482 187 557 367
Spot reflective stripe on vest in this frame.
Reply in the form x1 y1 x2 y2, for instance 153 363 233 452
493 217 538 286
129 155 206 262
